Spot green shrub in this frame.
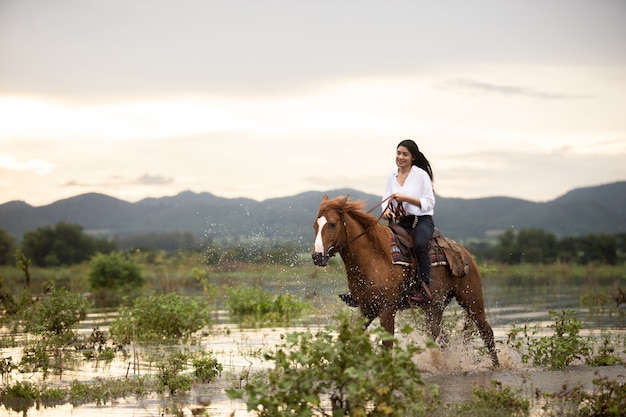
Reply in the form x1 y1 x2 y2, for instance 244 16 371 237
506 309 591 370
23 287 89 336
542 372 626 417
39 385 67 408
68 376 155 406
586 334 624 367
0 380 38 414
155 349 222 394
226 285 306 325
156 350 193 394
88 252 144 291
192 351 223 383
463 381 529 416
228 313 437 416
109 292 210 343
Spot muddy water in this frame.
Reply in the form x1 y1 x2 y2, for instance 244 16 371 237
2 281 626 417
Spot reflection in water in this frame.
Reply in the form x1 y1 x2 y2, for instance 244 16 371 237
2 282 625 416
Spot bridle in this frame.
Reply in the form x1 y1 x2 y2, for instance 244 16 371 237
324 195 395 257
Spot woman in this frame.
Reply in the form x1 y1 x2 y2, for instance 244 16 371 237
339 139 436 306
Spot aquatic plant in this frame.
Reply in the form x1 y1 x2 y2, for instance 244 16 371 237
448 380 530 417
227 313 437 416
192 350 223 383
586 334 624 367
541 371 626 417
226 285 307 325
506 309 591 370
109 292 210 343
156 349 223 394
0 380 38 414
157 350 194 394
22 286 89 336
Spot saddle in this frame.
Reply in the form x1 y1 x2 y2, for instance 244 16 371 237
388 223 470 278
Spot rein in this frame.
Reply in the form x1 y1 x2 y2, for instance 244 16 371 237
330 195 395 256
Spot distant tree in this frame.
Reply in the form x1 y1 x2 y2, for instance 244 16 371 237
87 252 144 291
465 240 495 262
577 234 617 265
556 236 579 263
0 228 15 265
115 231 200 252
516 229 558 264
494 229 520 264
616 233 626 264
21 222 116 267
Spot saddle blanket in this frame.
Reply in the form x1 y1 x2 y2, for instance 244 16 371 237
389 226 470 278
390 235 448 267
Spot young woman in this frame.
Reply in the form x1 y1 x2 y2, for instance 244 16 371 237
382 139 435 304
339 139 436 306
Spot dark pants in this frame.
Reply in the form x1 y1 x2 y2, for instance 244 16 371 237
401 215 434 286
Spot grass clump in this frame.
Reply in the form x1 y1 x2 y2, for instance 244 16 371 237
541 372 626 417
446 381 530 417
226 285 307 326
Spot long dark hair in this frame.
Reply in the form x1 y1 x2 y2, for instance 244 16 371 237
397 139 433 181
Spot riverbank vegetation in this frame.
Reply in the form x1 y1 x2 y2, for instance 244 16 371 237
1 222 626 415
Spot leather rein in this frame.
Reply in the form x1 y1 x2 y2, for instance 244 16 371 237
328 195 396 256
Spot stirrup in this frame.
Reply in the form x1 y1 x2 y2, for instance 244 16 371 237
409 281 432 305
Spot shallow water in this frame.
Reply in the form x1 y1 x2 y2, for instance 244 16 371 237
2 281 626 416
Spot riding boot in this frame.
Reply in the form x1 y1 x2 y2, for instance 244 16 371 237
409 254 432 305
409 278 432 305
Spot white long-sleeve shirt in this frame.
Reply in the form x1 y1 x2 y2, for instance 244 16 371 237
382 166 435 216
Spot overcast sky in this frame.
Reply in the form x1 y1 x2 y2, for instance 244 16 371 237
1 0 625 206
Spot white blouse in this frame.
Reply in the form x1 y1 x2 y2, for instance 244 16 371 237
382 165 435 216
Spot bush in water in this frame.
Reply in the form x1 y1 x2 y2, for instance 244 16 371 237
506 309 592 370
109 292 210 344
228 312 437 416
226 284 307 326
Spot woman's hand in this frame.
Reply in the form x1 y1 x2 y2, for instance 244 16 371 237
392 193 407 203
383 207 395 221
392 193 421 208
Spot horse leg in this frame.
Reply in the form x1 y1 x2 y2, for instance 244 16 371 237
378 307 397 348
461 315 474 345
459 304 499 367
423 305 447 347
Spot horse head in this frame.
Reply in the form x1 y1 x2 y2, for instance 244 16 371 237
311 195 349 267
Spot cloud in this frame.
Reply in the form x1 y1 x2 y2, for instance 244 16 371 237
441 78 592 100
61 174 174 188
435 148 625 201
0 155 53 174
136 174 174 185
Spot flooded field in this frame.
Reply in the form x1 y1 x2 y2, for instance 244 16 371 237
2 274 625 416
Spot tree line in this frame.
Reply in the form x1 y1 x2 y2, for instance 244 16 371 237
1 222 624 268
0 222 301 267
466 229 626 265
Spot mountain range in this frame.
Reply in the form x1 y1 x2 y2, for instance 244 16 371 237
1 181 625 246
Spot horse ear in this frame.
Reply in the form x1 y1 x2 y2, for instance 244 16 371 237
339 195 349 205
322 194 329 201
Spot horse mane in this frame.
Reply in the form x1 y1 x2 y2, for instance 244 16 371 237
320 196 390 257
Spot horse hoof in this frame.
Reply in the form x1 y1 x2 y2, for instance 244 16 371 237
339 293 359 307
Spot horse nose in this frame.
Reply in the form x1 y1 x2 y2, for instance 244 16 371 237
311 252 328 267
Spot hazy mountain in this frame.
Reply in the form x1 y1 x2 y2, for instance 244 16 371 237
1 181 625 244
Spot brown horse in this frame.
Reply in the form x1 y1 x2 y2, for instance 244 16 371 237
311 195 499 367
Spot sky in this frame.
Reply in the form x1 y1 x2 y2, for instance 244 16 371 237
1 0 625 207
